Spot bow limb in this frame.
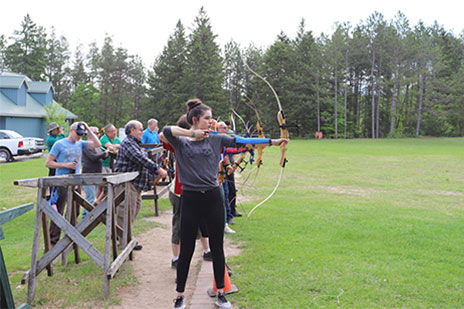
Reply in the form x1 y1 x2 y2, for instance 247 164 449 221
231 109 251 136
244 61 289 219
243 96 266 192
230 112 236 133
218 160 226 184
243 95 265 169
244 62 288 167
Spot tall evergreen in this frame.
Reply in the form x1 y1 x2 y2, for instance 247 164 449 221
325 24 348 138
293 19 317 137
46 28 71 105
1 11 463 138
224 40 245 112
148 20 189 126
4 14 48 80
0 35 6 70
186 7 226 118
254 33 298 137
85 35 141 127
70 44 89 89
127 55 148 123
67 83 102 127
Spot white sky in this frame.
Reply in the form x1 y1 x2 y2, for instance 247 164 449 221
1 0 463 68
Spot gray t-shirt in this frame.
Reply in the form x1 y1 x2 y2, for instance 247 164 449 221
163 127 236 191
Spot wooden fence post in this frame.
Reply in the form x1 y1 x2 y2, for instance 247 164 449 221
0 203 34 308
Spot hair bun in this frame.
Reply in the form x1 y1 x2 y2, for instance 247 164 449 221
186 98 203 112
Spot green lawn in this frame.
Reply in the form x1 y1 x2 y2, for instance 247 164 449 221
1 138 463 307
229 138 464 308
0 156 170 306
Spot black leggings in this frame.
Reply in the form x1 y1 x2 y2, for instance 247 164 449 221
176 187 225 293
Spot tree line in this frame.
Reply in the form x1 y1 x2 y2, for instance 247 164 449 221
1 9 463 138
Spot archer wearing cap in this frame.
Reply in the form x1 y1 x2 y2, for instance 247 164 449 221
46 122 66 176
45 121 101 246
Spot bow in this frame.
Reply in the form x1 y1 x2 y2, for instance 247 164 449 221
244 61 289 219
230 111 236 133
231 108 251 137
218 160 227 184
243 95 265 174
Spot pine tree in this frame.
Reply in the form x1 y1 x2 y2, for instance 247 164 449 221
127 55 148 123
293 19 317 137
46 28 71 105
148 20 189 126
0 35 6 70
224 40 245 111
255 33 298 137
70 44 89 89
185 7 226 118
4 14 48 80
67 83 102 127
325 25 347 138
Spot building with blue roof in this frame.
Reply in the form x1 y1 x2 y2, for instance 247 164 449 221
0 72 77 138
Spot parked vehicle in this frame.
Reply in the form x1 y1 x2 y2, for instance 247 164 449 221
0 130 46 162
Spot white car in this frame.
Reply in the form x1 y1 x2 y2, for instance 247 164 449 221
0 130 46 162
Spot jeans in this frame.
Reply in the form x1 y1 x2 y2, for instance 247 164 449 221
222 181 233 221
82 185 97 219
50 186 80 245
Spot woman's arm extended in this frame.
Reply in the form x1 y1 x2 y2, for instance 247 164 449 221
166 126 209 139
235 135 289 147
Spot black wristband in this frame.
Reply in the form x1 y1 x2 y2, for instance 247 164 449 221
268 139 272 146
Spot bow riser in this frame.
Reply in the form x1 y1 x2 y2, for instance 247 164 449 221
278 110 289 168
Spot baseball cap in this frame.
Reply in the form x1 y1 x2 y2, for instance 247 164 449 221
71 122 86 136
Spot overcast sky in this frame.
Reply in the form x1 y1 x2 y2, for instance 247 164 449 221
1 0 463 67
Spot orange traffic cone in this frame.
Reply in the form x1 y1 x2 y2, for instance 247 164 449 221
207 265 238 297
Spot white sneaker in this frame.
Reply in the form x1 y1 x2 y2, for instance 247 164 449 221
224 224 236 234
216 292 233 308
173 296 185 309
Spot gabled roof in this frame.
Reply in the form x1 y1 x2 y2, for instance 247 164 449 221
0 91 77 119
0 75 29 89
27 81 54 94
0 71 77 119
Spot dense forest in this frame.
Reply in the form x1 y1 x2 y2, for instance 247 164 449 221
1 8 464 138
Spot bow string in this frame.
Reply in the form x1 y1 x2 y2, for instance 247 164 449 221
244 61 289 219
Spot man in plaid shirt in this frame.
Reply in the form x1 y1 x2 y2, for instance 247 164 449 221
115 120 167 250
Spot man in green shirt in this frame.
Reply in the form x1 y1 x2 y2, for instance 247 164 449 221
46 122 66 152
100 124 121 172
46 122 66 176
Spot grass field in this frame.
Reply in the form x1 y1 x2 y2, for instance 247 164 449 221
1 138 463 307
229 138 464 308
0 156 170 306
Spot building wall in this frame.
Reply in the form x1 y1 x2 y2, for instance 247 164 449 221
30 91 53 107
0 83 27 106
4 117 46 138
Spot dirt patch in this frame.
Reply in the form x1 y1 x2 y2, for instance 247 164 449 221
426 189 463 197
112 210 241 309
309 185 384 197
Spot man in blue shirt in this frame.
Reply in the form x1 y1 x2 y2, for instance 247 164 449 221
45 121 101 245
141 118 160 147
